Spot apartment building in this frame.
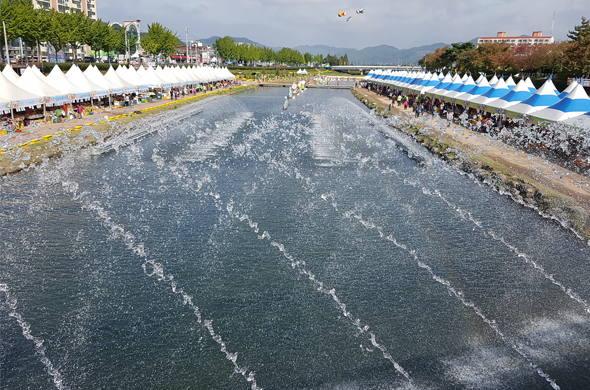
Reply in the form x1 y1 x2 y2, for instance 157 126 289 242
31 0 98 60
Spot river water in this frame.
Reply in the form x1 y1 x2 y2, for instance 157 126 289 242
1 87 590 390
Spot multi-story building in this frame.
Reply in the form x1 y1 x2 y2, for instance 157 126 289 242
477 31 555 47
31 0 98 60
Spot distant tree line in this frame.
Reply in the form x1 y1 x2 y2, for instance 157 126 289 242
0 0 138 61
214 36 349 66
418 17 590 76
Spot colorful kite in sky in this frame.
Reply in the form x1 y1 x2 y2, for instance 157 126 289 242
346 16 354 21
338 11 346 17
356 8 365 14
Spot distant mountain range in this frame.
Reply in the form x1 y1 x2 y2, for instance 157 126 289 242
197 36 479 65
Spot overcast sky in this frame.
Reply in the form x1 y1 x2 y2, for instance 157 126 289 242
98 0 588 50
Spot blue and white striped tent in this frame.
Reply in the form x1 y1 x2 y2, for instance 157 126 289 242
533 83 590 122
558 80 578 99
428 73 463 98
454 76 492 104
424 72 452 94
505 75 516 90
485 79 533 113
469 77 510 106
507 77 561 115
488 74 499 87
443 74 477 101
416 72 445 94
525 77 537 93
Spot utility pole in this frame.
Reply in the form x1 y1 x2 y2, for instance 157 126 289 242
3 22 9 65
185 27 189 64
125 25 129 64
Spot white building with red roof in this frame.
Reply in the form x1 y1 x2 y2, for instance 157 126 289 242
477 31 554 47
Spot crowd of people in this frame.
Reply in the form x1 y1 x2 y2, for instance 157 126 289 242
360 81 590 171
1 79 239 134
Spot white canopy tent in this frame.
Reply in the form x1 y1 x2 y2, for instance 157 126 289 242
45 64 91 102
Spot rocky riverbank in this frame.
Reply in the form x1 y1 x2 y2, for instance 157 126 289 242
351 87 590 243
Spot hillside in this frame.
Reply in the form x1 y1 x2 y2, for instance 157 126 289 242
197 36 476 64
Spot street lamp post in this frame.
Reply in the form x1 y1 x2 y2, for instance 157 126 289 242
185 27 189 64
125 27 129 64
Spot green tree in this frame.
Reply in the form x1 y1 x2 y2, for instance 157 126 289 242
213 36 237 62
564 36 590 75
85 18 106 59
65 10 90 60
45 9 72 58
0 0 32 58
303 52 312 64
141 22 179 60
567 16 590 41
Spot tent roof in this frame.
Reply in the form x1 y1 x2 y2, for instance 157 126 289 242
533 83 590 121
104 66 138 93
505 75 516 89
486 79 533 110
45 64 91 101
525 77 537 92
444 75 477 99
16 66 69 105
137 66 171 89
2 65 20 84
66 65 109 97
507 78 561 115
85 65 124 93
488 74 499 87
0 71 43 109
469 78 510 105
455 76 492 102
558 80 578 99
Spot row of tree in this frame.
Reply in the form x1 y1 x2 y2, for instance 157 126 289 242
0 0 140 60
214 36 349 66
0 0 181 61
418 17 590 76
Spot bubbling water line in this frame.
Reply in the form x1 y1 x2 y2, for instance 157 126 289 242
0 283 70 390
330 204 561 390
292 104 590 317
60 182 263 390
245 117 590 319
151 143 413 383
209 118 562 388
206 193 413 383
423 187 590 315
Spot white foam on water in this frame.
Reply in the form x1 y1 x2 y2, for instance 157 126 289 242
334 207 561 390
307 114 355 167
442 345 524 389
180 112 253 162
0 283 70 390
512 312 590 364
